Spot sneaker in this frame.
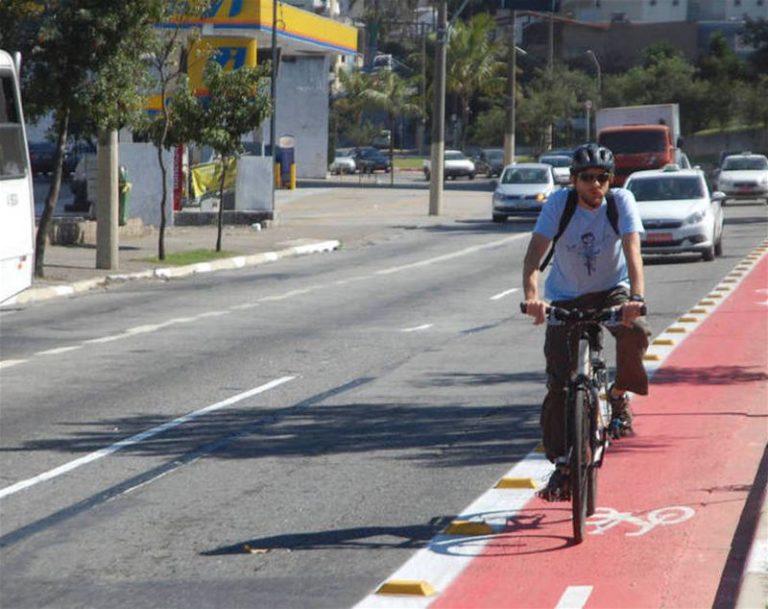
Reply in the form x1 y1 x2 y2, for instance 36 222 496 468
538 466 571 502
609 385 633 438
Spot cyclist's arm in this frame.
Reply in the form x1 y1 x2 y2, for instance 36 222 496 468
522 233 551 325
621 232 645 326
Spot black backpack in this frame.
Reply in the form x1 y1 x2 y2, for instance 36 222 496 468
539 188 619 272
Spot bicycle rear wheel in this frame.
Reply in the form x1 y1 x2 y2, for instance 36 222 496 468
570 387 590 544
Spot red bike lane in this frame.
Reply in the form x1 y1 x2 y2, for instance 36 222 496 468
431 255 768 609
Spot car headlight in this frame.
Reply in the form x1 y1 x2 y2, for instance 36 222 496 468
535 192 547 202
684 209 707 225
493 192 505 202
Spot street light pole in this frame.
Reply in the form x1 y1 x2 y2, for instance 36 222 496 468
586 49 601 105
504 10 517 166
428 0 447 216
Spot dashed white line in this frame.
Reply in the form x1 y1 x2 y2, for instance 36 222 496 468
0 359 28 370
401 324 433 333
36 346 83 356
555 586 593 609
0 376 295 500
490 288 519 301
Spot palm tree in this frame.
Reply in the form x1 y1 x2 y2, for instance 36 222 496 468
362 70 421 185
445 13 504 149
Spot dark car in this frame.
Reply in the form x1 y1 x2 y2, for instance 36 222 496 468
354 147 391 173
28 141 57 175
473 148 505 178
64 139 96 176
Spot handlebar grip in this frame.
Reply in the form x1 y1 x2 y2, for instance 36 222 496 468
520 302 528 314
640 304 648 316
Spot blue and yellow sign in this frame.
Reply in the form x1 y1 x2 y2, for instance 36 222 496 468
188 37 258 96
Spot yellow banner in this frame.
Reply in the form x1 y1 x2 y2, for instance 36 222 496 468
190 158 238 199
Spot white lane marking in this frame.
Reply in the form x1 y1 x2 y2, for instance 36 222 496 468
555 586 593 609
36 346 82 356
352 450 551 609
401 324 433 333
230 303 259 311
0 376 295 500
258 288 317 302
376 234 528 276
490 288 519 301
0 359 28 370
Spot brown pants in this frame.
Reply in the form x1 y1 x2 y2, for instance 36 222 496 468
541 287 651 462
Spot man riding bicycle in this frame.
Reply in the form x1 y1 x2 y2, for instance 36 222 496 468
522 143 651 500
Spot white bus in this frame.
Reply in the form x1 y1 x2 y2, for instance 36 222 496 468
0 49 34 303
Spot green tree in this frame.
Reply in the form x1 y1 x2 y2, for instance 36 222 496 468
12 0 160 277
332 68 379 148
742 17 768 77
362 70 421 184
696 32 746 130
171 60 271 251
445 12 504 149
140 0 210 261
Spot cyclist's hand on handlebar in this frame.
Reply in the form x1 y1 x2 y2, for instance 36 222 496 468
621 300 645 327
521 300 548 325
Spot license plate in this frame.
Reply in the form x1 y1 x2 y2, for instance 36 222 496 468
738 187 754 193
646 232 673 243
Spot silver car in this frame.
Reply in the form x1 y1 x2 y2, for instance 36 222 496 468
492 163 559 222
625 166 725 262
716 153 768 205
329 148 356 175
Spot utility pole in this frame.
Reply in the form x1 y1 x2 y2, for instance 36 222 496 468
504 10 517 166
428 0 447 216
96 129 118 270
270 0 278 211
545 0 554 150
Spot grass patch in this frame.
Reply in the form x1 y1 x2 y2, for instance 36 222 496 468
139 249 241 266
393 156 426 170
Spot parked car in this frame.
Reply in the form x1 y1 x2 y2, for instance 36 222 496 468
491 162 559 222
329 148 356 175
538 153 572 185
64 139 96 176
624 165 724 261
715 152 768 205
354 147 391 173
423 149 475 180
28 141 57 175
473 148 504 178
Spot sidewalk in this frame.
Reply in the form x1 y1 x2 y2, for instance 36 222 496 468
12 183 491 306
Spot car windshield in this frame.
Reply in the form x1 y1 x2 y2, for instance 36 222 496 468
722 157 768 171
485 150 503 161
540 156 571 168
627 176 705 201
445 151 466 161
599 130 666 154
501 167 550 184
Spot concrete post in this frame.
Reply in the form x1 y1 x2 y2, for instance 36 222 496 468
96 129 118 270
428 0 447 216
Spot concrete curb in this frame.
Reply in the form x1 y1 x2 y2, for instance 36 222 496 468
5 239 340 306
735 471 768 609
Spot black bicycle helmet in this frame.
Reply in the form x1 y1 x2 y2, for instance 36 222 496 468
571 143 615 174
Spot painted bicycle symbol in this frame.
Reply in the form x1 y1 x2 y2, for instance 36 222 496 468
587 506 695 537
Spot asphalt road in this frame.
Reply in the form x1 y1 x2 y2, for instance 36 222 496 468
1 197 766 609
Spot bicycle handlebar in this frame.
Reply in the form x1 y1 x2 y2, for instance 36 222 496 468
519 302 647 322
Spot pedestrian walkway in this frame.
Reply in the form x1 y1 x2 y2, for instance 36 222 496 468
10 184 493 306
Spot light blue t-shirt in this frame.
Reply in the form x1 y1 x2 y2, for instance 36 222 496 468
533 188 644 302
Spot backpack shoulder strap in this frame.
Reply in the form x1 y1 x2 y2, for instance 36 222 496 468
539 188 578 272
606 191 619 235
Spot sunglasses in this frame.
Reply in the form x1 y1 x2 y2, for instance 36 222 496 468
578 172 612 184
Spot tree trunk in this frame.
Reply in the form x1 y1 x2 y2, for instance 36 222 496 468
157 144 167 260
34 110 69 278
389 113 395 187
216 158 227 252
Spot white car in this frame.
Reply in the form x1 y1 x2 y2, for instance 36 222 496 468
423 150 475 180
625 165 725 261
329 148 356 175
491 163 559 222
538 154 571 186
716 153 768 204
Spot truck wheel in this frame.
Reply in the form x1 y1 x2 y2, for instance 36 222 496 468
468 173 475 180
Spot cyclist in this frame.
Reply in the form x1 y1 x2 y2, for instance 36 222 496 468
521 143 651 501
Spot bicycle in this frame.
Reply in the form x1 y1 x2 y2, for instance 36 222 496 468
521 302 646 544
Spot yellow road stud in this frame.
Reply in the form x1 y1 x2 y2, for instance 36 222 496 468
677 317 698 323
668 327 687 333
496 477 538 489
714 286 731 291
444 520 495 536
652 338 675 346
689 308 707 314
698 300 716 306
643 354 661 361
376 580 437 596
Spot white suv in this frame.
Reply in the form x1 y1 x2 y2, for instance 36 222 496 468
625 165 725 262
716 153 768 205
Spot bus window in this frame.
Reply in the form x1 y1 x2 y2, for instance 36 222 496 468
0 76 26 178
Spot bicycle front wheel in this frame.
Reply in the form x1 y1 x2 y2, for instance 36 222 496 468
570 387 591 544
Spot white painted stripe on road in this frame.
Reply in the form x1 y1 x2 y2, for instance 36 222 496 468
0 376 295 500
352 450 552 609
490 288 519 301
36 346 82 356
555 586 593 609
375 234 528 276
0 359 28 370
401 324 433 333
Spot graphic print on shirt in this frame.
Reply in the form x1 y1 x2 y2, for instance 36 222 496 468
567 232 601 275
